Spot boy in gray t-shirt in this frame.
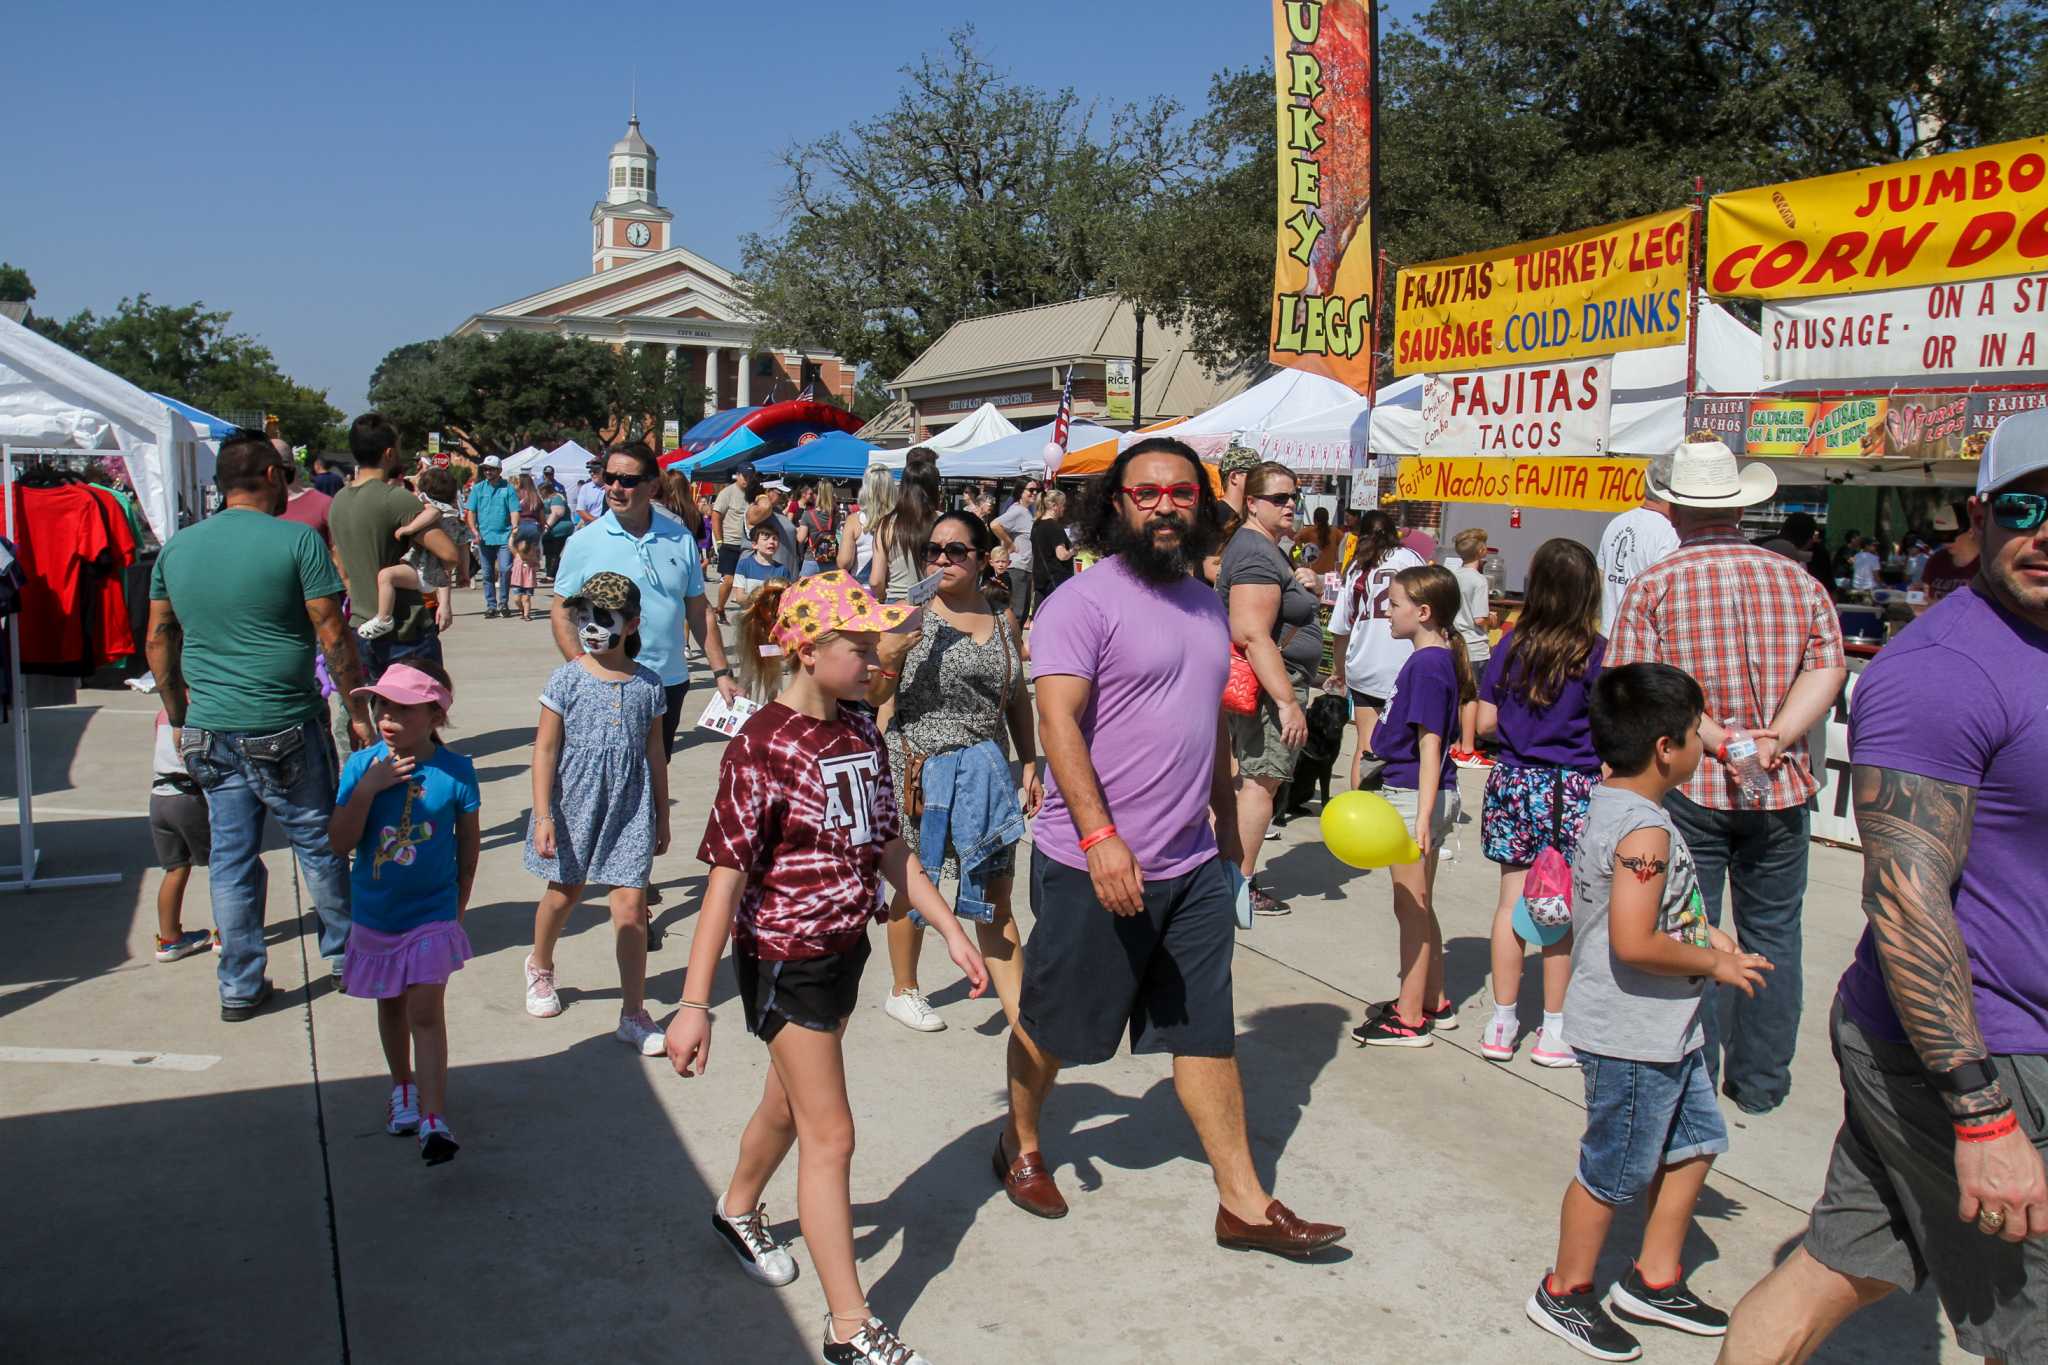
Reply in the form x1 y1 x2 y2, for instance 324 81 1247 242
1527 663 1775 1360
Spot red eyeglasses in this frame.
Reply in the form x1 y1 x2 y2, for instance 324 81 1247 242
1117 482 1200 510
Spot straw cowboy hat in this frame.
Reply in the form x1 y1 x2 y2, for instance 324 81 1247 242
1649 438 1778 508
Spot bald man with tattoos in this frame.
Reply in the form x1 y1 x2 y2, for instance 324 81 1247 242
1719 411 2048 1363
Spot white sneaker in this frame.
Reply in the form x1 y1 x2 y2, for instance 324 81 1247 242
884 988 946 1033
1531 1028 1580 1068
356 614 396 640
712 1197 799 1286
824 1315 933 1365
617 1008 666 1056
385 1082 420 1135
1481 1016 1518 1061
524 954 562 1018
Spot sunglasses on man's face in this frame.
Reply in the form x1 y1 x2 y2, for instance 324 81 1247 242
924 540 977 564
1991 490 2048 532
601 470 650 489
1116 482 1200 510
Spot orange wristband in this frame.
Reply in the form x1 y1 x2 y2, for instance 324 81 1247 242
1955 1111 2019 1143
1078 825 1118 852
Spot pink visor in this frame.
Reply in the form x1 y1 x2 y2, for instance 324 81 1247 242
351 663 452 711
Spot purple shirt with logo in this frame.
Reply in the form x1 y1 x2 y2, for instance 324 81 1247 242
1838 585 2048 1054
1030 556 1230 880
1376 646 1461 791
1478 633 1607 774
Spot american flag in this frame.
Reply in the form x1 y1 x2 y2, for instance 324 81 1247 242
1050 365 1074 451
796 380 818 403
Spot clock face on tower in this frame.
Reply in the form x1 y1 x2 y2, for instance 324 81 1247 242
625 222 651 248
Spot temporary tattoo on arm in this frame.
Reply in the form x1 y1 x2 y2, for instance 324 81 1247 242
1617 854 1667 883
1852 764 2001 1117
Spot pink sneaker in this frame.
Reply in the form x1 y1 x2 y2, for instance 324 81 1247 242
1530 1029 1579 1068
524 953 562 1018
1481 1016 1518 1061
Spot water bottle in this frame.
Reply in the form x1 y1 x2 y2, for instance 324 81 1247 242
1722 720 1771 805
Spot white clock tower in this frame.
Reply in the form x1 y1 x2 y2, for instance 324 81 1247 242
591 111 674 273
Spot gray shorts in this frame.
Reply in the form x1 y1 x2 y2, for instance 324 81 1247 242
1803 1000 2048 1361
1228 677 1308 782
149 790 210 869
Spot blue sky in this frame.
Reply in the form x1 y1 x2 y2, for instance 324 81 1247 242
12 0 1422 417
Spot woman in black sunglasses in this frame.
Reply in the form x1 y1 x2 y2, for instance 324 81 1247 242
873 510 1041 1039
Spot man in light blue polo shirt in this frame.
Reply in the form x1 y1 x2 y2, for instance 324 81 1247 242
465 456 523 619
553 442 740 758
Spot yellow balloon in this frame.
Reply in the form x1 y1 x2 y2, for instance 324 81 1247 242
1319 790 1422 869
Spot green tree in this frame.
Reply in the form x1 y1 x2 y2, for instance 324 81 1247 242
609 345 710 447
29 293 343 447
739 27 1193 384
0 262 34 304
367 332 628 453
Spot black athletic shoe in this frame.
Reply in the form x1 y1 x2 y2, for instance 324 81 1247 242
220 979 274 1022
1526 1276 1642 1361
1606 1264 1728 1337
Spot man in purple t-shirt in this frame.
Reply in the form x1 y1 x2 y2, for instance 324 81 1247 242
996 439 1345 1261
1722 409 2048 1361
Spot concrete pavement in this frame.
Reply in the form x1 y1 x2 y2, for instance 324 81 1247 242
0 586 1968 1364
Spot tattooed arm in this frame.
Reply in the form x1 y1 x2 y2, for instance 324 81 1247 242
307 594 373 748
1850 764 2000 1114
145 600 188 727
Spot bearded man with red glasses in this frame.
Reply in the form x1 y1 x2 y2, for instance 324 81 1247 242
1720 407 2048 1362
993 437 1347 1261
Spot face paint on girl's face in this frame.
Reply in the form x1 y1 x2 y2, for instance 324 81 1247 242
572 604 629 654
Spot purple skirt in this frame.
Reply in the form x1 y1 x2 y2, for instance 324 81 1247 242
341 919 473 999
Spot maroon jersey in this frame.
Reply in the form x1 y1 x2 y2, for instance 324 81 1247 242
698 701 899 960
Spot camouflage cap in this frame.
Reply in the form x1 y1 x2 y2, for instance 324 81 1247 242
1217 443 1262 476
569 570 640 615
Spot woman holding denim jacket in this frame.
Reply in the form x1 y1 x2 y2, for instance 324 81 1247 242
875 509 1041 1035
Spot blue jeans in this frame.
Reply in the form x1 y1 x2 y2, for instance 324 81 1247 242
1576 1048 1730 1204
354 624 442 685
180 720 352 1005
1665 793 1810 1111
477 541 511 610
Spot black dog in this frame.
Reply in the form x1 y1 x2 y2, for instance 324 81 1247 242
1275 693 1351 823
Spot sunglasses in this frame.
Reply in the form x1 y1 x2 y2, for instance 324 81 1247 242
1252 491 1300 507
600 471 651 489
1991 491 2048 532
924 540 977 564
1116 482 1200 510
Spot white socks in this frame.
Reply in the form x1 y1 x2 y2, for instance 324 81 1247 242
1543 1011 1566 1041
1491 1001 1518 1029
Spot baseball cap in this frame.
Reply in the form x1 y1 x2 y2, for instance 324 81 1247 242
351 663 453 712
769 570 916 654
481 455 502 470
1977 407 2048 495
565 571 641 616
1217 443 1261 477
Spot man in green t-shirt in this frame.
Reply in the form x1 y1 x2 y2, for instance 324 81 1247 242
147 432 368 1021
328 414 459 681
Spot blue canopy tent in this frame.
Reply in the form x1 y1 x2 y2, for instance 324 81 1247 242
151 393 238 439
752 431 879 480
673 425 765 479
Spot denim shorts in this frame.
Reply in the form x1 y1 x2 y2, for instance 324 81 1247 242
1575 1047 1729 1204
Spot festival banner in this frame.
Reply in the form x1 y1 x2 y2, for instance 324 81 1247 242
1386 455 1649 514
1762 276 2048 381
1268 0 1377 392
1104 359 1134 422
1393 209 1691 375
1689 389 2048 459
1708 136 2048 301
1419 357 1613 457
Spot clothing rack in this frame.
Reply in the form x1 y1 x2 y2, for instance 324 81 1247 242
1 444 124 893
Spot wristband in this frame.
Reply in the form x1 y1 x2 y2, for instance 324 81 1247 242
1929 1059 1999 1096
678 999 713 1013
1715 739 1729 765
1078 825 1118 852
1954 1110 2019 1143
712 667 733 680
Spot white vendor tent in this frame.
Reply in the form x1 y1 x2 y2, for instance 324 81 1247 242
1118 367 1363 458
921 403 1020 454
940 420 1124 480
0 312 196 541
501 445 547 476
1257 392 1374 473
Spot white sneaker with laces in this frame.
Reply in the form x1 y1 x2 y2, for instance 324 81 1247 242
824 1315 933 1365
385 1082 420 1135
884 988 946 1033
1481 1016 1518 1061
524 953 562 1018
617 1008 666 1056
712 1197 799 1286
1531 1028 1580 1068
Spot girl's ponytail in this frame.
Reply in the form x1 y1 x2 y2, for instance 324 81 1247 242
738 577 794 697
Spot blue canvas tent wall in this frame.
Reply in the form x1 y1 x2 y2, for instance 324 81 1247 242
751 431 879 480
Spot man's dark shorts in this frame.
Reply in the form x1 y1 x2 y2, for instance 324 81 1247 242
355 626 443 684
1019 847 1236 1065
717 543 743 577
1803 1000 2048 1361
661 682 688 755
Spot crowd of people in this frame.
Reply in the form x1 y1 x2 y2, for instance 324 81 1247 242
132 406 2047 1365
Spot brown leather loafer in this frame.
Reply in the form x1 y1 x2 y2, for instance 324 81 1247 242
1215 1199 1345 1258
993 1134 1068 1219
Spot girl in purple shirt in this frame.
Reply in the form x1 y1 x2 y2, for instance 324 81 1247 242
1355 565 1474 1048
1474 539 1608 1067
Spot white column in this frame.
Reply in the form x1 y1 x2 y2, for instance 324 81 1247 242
703 346 722 416
737 350 751 407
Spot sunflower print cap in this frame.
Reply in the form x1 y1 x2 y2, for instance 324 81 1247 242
771 570 916 653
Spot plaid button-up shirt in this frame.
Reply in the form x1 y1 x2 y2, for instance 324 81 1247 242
1608 530 1845 811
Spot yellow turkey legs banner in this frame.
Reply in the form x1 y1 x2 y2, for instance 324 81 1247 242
1269 0 1377 392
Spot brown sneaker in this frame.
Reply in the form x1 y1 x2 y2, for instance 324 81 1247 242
1215 1199 1345 1259
993 1133 1068 1219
